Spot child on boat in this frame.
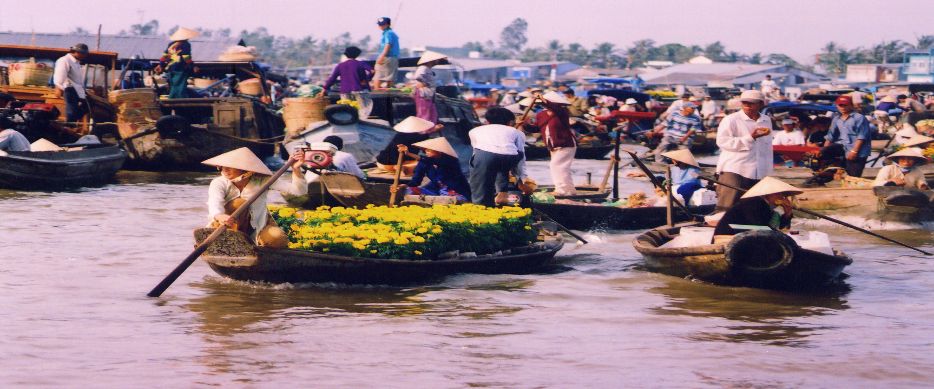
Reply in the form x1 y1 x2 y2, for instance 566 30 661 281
872 147 930 190
392 137 471 202
713 177 803 236
203 147 307 248
661 149 703 204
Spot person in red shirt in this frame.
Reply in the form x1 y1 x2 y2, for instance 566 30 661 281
534 91 577 196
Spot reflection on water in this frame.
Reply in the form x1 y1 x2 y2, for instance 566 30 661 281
648 275 850 347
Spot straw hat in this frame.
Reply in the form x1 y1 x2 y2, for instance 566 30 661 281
412 137 458 158
169 27 200 42
741 177 804 199
625 98 638 105
739 90 765 103
30 138 62 152
541 91 570 105
886 147 929 164
881 95 897 103
517 96 536 107
201 147 273 175
517 91 532 98
904 134 934 148
393 116 435 133
661 149 699 167
417 50 448 65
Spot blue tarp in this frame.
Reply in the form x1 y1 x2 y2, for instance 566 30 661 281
765 101 837 113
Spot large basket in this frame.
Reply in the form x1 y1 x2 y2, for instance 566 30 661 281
108 88 156 105
219 52 258 62
238 78 263 96
8 59 53 86
192 78 216 89
282 96 327 134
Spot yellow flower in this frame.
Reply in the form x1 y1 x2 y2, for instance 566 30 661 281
414 250 423 256
394 237 410 245
412 236 426 243
278 207 296 218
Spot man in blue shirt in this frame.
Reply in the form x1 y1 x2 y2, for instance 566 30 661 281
650 102 702 161
824 95 872 177
372 17 400 89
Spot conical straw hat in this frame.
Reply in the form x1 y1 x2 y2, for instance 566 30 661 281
541 91 570 105
417 50 448 65
201 147 273 175
412 137 457 158
393 116 435 133
517 96 536 107
661 149 699 167
885 147 930 164
904 134 934 148
169 27 200 41
517 91 532 98
30 138 62 152
741 176 804 199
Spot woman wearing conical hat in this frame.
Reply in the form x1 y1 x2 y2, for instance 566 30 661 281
662 149 702 203
872 147 930 190
155 27 199 99
203 148 307 248
392 136 471 201
713 177 803 236
375 116 440 175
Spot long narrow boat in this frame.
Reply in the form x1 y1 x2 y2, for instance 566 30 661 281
524 143 614 160
194 228 564 285
633 226 852 289
0 145 126 190
873 186 934 222
533 201 715 230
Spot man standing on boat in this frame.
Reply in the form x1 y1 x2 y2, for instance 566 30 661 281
469 107 529 206
824 95 871 178
534 91 577 196
715 90 773 211
372 17 400 89
649 102 702 161
322 46 374 118
53 44 90 126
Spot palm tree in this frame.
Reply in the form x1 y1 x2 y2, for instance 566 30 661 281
915 35 934 51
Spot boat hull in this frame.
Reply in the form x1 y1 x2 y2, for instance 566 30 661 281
0 146 126 190
195 228 564 285
121 127 276 171
533 202 715 230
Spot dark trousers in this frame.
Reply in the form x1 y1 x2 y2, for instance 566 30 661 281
469 149 521 206
715 172 760 212
63 87 86 124
845 157 868 178
167 71 190 99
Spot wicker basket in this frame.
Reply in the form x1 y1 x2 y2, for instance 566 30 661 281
8 59 53 86
219 52 258 62
282 97 327 135
238 78 263 96
108 88 157 105
192 78 215 89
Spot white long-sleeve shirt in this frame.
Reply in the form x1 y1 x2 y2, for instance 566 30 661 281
468 123 528 179
772 130 806 146
206 174 307 241
872 164 928 189
304 150 365 181
53 54 86 98
716 110 774 179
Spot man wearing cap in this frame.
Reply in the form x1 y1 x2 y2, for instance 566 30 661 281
155 27 199 99
872 147 930 190
824 95 872 177
373 17 400 89
469 107 529 206
53 44 90 125
322 46 374 118
650 102 702 161
715 90 774 211
713 177 801 237
532 91 577 196
772 118 805 146
203 147 306 248
661 93 692 120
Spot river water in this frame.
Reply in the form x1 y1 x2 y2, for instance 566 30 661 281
2 159 933 388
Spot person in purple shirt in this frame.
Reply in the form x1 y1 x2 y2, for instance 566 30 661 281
322 46 374 117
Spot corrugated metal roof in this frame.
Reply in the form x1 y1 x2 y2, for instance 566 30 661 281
641 63 780 84
0 32 239 61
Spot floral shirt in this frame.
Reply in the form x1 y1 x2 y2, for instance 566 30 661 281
160 40 194 73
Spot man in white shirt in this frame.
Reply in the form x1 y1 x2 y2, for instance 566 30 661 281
772 118 806 146
715 90 774 211
468 107 529 206
700 95 720 127
53 44 90 125
322 135 365 178
760 74 777 97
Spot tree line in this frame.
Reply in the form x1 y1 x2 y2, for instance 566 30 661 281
73 18 934 75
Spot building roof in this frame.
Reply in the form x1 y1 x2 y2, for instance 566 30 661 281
641 63 782 85
0 32 239 61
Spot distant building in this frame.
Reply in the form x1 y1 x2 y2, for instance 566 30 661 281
0 31 238 63
640 62 828 90
687 55 713 64
845 64 902 83
904 49 934 83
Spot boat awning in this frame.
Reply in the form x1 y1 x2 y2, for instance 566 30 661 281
0 44 118 67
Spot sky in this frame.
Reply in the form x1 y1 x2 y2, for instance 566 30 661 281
1 0 932 64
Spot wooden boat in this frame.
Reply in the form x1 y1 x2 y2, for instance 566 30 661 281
193 228 564 285
633 226 852 289
873 186 934 222
533 201 715 230
283 171 402 209
536 185 610 202
0 145 126 190
524 143 614 160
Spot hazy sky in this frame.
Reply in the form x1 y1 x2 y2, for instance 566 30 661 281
1 0 932 64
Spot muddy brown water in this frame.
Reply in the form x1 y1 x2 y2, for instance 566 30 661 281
2 161 933 387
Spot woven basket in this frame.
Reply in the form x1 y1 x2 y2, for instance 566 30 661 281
192 78 215 89
238 78 263 96
109 88 156 105
282 97 327 134
8 59 53 86
219 52 258 62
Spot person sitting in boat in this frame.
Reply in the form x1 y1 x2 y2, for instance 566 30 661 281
203 147 307 248
713 177 803 236
375 116 440 175
872 147 930 190
0 129 30 153
661 149 703 204
772 118 805 146
321 135 365 178
392 137 471 202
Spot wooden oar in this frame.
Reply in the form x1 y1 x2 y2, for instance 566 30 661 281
622 150 698 219
697 173 933 256
388 151 405 207
596 156 617 193
147 157 297 297
532 208 588 244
